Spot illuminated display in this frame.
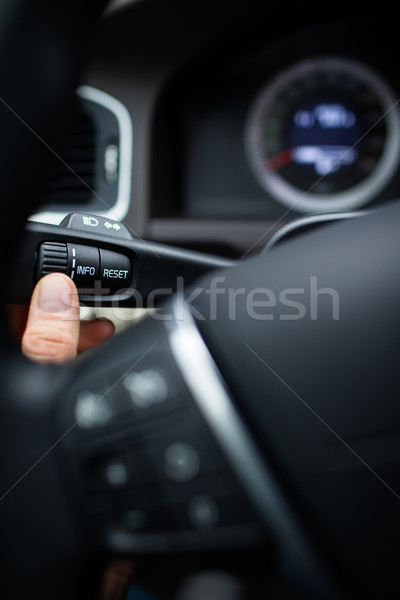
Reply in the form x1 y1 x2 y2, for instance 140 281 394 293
245 57 400 213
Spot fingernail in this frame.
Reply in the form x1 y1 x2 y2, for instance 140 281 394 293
37 275 74 313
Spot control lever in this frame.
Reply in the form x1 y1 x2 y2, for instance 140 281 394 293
7 213 234 306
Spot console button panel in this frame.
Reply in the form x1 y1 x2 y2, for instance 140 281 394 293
60 317 264 554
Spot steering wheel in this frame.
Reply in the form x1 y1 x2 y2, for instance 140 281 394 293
1 2 400 599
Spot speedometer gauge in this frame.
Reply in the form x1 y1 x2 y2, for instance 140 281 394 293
245 57 400 213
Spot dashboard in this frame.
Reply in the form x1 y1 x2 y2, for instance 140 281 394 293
31 1 400 258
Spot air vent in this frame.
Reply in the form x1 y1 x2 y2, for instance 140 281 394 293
44 105 96 205
32 85 133 224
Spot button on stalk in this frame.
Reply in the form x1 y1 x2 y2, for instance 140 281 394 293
36 241 132 295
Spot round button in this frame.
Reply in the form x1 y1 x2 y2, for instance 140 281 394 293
188 495 219 531
74 391 112 429
163 442 200 482
104 461 129 488
122 509 148 532
124 369 168 409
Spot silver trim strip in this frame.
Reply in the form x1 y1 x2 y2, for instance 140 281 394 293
263 210 368 252
167 302 340 596
30 85 133 225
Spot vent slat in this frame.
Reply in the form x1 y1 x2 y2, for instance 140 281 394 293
60 150 96 160
49 162 96 176
47 178 95 190
48 171 95 181
42 191 93 203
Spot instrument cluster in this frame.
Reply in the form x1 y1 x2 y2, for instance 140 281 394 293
179 19 400 222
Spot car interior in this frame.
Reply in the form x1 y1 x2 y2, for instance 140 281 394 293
1 1 399 598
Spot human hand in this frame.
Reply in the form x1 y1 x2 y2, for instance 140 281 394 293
9 272 135 600
11 272 115 362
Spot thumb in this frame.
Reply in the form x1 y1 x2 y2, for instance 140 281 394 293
22 273 80 364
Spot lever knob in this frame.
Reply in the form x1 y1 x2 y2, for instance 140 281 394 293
36 241 68 276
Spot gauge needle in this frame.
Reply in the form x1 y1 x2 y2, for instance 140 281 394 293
264 149 293 172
